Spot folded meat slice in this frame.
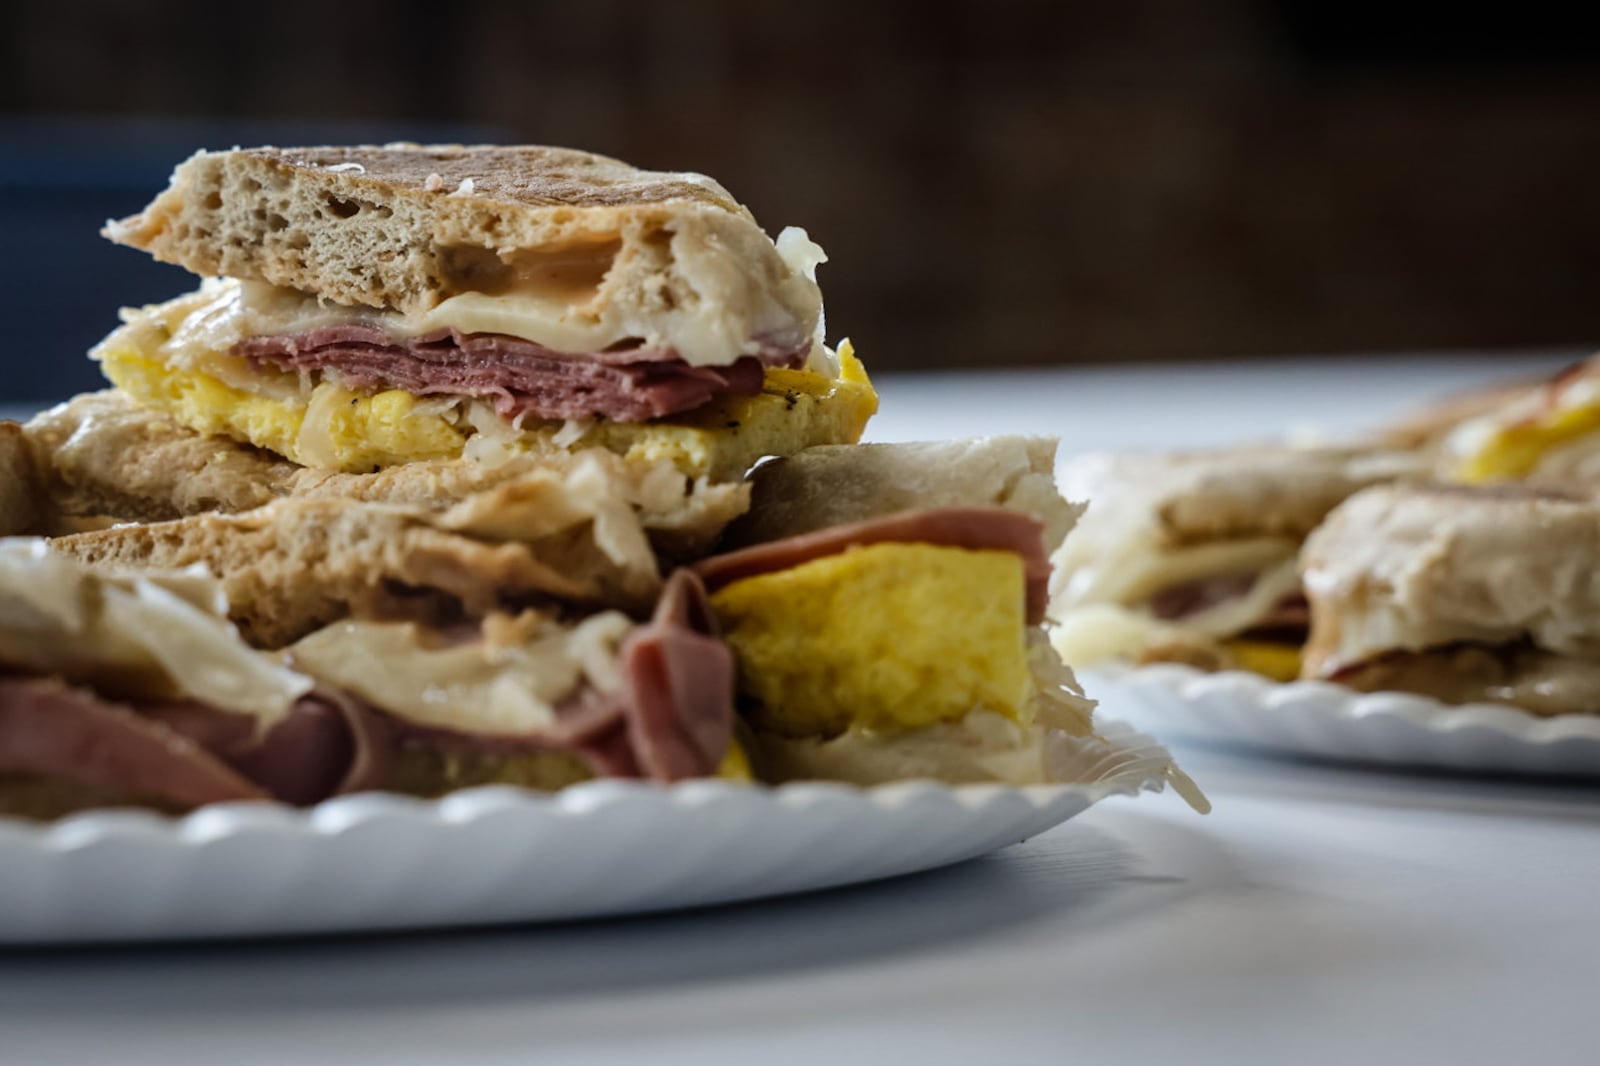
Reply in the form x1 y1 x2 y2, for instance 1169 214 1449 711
239 326 803 424
0 678 382 810
615 568 735 781
138 689 392 805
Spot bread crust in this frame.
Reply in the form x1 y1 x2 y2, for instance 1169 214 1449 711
721 437 1079 553
1302 482 1600 676
1060 444 1426 549
23 392 295 522
104 145 820 348
47 498 630 649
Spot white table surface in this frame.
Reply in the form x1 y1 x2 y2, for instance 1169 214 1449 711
3 351 1597 1066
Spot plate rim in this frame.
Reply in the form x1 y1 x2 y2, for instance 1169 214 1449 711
0 721 1180 849
1083 661 1600 780
1087 661 1600 745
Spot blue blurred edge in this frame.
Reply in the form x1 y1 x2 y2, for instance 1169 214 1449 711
0 115 509 407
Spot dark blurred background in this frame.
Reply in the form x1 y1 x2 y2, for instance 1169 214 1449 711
4 0 1599 403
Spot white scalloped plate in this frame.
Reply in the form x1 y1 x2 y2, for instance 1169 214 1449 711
1084 663 1600 777
0 724 1178 945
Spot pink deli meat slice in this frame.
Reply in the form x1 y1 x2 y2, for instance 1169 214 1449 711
237 325 806 423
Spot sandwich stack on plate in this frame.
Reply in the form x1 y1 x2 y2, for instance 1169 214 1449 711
1 143 1197 819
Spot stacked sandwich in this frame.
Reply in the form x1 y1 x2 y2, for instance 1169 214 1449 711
2 144 1175 818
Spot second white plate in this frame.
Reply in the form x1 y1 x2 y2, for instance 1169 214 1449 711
1084 663 1600 777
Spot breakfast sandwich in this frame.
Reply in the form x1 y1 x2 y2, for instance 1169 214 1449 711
92 144 877 482
1049 445 1425 680
1301 482 1600 716
0 537 738 820
686 437 1203 801
1416 355 1600 486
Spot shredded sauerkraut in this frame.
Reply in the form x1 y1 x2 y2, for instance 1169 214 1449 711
287 609 636 735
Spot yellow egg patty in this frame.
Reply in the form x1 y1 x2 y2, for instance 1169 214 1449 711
709 543 1032 738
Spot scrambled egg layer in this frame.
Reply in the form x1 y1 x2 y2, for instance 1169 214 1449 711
1223 639 1302 682
102 346 467 471
584 344 877 481
1455 402 1600 482
710 543 1032 738
98 336 875 479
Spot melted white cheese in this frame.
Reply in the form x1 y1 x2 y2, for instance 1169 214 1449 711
104 224 830 379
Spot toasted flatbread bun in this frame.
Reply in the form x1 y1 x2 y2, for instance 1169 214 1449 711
1302 482 1600 679
1060 444 1427 551
47 497 637 648
721 437 1079 552
22 392 296 521
105 144 820 346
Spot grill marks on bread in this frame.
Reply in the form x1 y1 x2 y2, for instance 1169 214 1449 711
106 145 765 319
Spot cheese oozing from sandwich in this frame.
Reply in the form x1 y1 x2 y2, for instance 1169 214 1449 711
108 225 831 377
